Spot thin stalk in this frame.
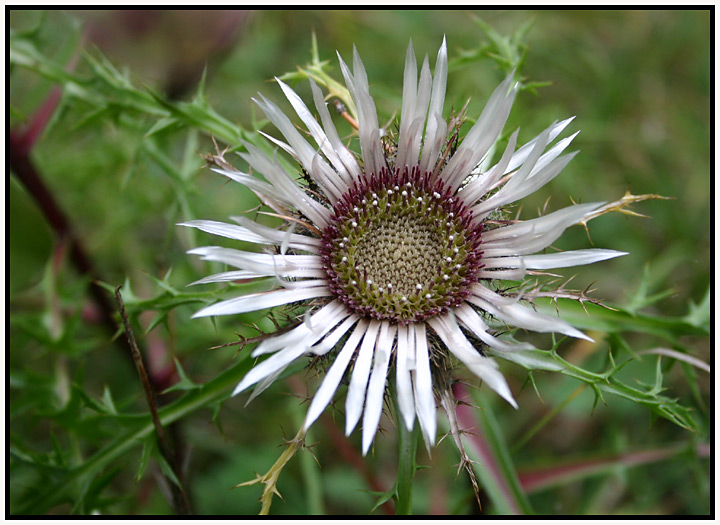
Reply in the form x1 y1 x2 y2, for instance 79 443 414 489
512 384 587 452
394 402 417 515
115 286 192 515
13 354 254 515
290 398 324 515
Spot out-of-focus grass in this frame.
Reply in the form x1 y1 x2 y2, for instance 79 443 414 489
9 10 710 515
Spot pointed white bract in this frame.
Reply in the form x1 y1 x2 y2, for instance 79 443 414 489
303 320 367 430
362 322 396 455
428 313 518 409
412 323 436 448
345 320 381 435
186 38 626 452
395 325 416 431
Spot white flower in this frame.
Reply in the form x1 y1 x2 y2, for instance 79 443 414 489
183 38 626 454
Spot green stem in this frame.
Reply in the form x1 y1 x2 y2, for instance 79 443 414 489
394 404 417 515
292 407 325 515
512 384 587 452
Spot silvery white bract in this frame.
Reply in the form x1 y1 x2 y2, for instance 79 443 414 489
183 38 626 454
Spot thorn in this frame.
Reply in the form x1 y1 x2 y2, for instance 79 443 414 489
333 99 359 130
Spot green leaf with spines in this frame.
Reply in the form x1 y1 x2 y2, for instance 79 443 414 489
535 298 709 341
135 435 154 483
162 358 201 394
156 449 183 489
683 286 710 332
366 488 396 514
12 354 255 515
625 265 677 315
70 466 122 515
491 346 698 432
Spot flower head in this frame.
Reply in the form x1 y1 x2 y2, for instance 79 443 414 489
183 38 626 453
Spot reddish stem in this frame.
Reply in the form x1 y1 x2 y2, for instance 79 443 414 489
518 442 710 493
10 130 122 340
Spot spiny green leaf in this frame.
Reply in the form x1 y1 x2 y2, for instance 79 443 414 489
71 466 121 515
683 286 710 332
625 265 676 314
156 450 183 489
101 386 118 416
73 384 115 415
49 431 68 469
447 45 489 71
144 116 182 137
535 298 709 340
366 488 396 513
135 434 154 482
144 310 170 335
143 267 180 296
162 358 200 394
13 355 254 514
492 347 698 432
522 371 543 401
145 87 243 145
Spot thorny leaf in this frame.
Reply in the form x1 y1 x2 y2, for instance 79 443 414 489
438 386 484 512
232 427 308 515
277 32 357 121
682 286 710 332
577 189 673 242
521 276 615 314
491 346 699 432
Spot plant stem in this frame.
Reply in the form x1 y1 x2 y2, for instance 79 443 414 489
115 286 192 515
394 403 417 515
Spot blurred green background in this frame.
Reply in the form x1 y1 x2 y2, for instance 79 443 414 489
9 10 710 515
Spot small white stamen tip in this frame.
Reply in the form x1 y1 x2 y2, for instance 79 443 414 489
416 284 423 290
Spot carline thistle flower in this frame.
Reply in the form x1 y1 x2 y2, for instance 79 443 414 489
183 38 626 454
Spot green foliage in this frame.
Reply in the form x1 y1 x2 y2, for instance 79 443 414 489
9 9 709 516
449 14 551 94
